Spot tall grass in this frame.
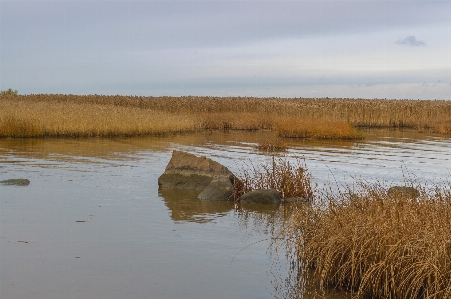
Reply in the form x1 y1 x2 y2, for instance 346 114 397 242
1 94 450 138
276 117 364 140
280 180 451 298
0 97 198 137
256 138 288 152
234 156 314 202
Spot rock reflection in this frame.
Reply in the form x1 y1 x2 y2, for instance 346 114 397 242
234 203 298 236
158 188 234 223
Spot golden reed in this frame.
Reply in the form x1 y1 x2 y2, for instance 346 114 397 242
280 181 451 298
1 94 450 138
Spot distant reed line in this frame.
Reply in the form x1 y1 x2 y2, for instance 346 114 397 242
1 94 450 138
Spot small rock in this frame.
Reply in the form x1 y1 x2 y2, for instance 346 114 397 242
387 186 420 199
240 189 281 204
0 179 30 186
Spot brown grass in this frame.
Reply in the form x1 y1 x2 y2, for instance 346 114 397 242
276 117 364 140
234 156 314 202
0 96 198 137
0 116 44 137
256 138 288 152
1 94 450 138
280 180 451 298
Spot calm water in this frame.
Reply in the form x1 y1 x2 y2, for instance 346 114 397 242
1 130 449 299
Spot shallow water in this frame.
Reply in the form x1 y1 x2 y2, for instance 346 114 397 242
0 130 449 299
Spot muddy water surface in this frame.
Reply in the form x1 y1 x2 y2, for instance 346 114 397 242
1 130 449 299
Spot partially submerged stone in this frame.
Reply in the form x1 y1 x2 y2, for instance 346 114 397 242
158 150 234 191
0 179 30 186
158 150 235 201
239 189 281 204
387 186 420 199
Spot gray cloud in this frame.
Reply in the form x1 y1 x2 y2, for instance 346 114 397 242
2 1 448 53
397 36 426 46
1 1 450 100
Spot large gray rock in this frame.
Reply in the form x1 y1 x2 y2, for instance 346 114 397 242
158 150 234 191
240 189 281 204
198 176 235 201
387 186 420 199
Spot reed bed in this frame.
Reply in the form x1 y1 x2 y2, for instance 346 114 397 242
1 94 450 138
234 156 314 202
276 117 364 140
280 180 451 298
0 97 198 137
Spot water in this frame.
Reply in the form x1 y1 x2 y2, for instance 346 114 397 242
0 130 449 299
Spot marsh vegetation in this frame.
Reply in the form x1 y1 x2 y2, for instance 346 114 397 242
277 178 451 299
1 94 450 138
231 155 451 298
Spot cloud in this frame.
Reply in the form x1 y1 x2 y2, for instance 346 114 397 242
396 35 426 46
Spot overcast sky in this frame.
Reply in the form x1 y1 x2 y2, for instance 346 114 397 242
1 0 450 99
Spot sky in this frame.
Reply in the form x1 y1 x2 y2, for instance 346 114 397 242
1 0 450 99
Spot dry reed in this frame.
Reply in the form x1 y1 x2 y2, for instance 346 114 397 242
234 156 314 202
256 138 288 152
1 94 450 138
0 96 198 137
280 180 451 298
276 117 364 140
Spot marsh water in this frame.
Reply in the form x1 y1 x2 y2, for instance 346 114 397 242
1 130 449 299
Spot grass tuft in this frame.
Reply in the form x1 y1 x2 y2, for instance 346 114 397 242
256 138 288 152
234 156 314 202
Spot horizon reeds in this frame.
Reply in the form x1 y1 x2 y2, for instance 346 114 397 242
279 180 451 298
1 94 450 138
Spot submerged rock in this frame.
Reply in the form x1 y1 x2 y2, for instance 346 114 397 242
158 150 235 201
387 186 420 199
240 189 281 204
0 179 30 186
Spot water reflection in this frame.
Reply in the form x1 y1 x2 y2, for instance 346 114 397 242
234 203 297 235
158 188 234 223
159 187 298 227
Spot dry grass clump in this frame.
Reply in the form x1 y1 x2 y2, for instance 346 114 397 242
276 118 364 140
200 112 274 131
282 181 451 298
256 138 288 152
234 156 314 202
